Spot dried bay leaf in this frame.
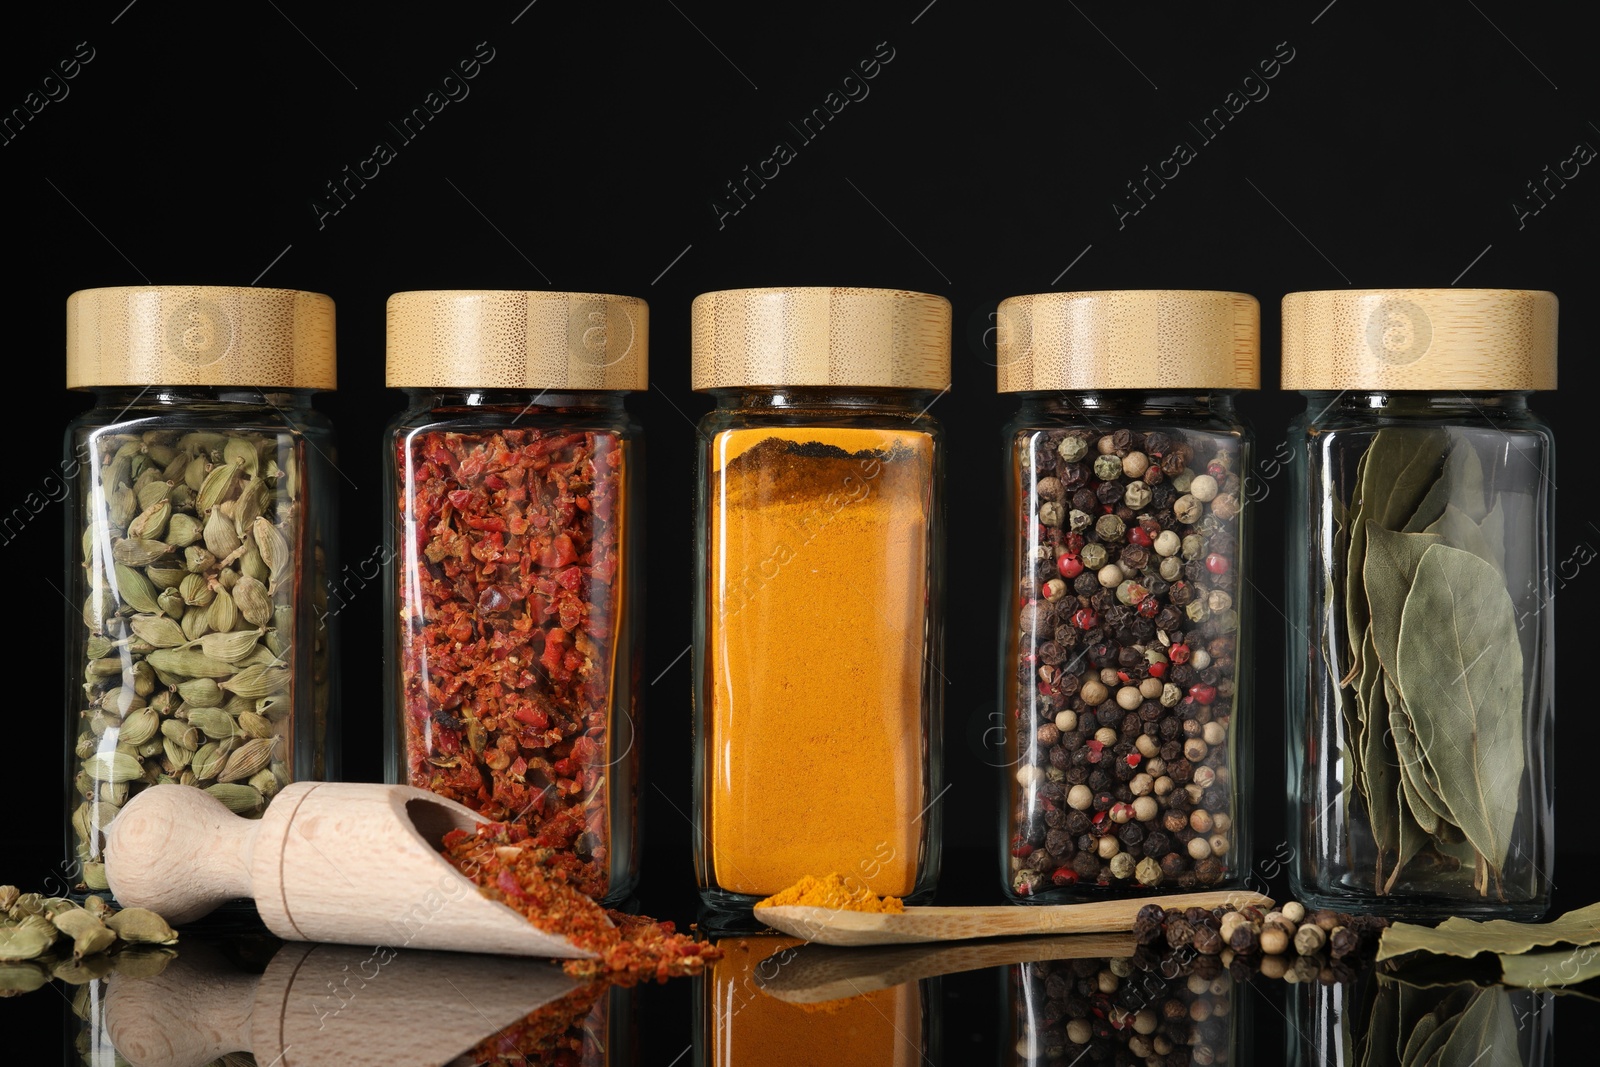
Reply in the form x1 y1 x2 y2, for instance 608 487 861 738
1360 629 1399 880
1403 432 1487 533
1424 504 1501 574
1394 544 1524 886
1432 986 1521 1067
1377 901 1600 962
1369 428 1449 532
1365 526 1442 677
1479 498 1506 573
1499 945 1600 989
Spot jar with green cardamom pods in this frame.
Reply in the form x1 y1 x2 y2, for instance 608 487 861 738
63 285 339 897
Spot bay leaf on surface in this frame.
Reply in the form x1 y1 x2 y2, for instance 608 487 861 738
1377 901 1600 962
1499 945 1600 989
1394 544 1524 884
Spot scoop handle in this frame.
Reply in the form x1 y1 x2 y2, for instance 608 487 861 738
105 784 260 923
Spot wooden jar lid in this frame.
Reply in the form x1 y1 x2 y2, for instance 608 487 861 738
995 290 1259 392
691 286 950 390
67 286 336 389
386 290 648 390
1281 289 1557 390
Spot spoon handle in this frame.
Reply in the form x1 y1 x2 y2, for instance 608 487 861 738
106 784 259 924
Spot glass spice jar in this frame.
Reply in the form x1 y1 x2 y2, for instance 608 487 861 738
996 290 1258 901
1283 289 1557 920
64 285 339 896
691 286 949 909
384 290 645 906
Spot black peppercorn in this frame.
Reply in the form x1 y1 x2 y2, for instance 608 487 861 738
1192 925 1224 954
1088 770 1112 792
1229 925 1260 954
1328 927 1360 959
1072 488 1098 512
1164 918 1195 949
1066 810 1092 835
1096 480 1124 506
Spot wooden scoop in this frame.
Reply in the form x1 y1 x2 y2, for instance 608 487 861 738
755 889 1272 947
104 781 600 958
103 939 580 1067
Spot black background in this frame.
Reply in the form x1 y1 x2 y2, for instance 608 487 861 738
3 0 1598 1059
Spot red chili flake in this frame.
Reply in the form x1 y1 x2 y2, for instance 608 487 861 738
400 428 626 900
441 822 719 984
1086 739 1105 763
1125 752 1141 768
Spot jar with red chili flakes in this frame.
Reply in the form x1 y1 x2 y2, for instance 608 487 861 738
384 290 645 905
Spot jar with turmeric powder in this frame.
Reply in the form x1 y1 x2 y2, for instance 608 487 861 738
997 290 1258 900
691 286 949 910
383 290 646 905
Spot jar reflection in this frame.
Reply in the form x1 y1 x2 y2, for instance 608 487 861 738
697 935 928 1066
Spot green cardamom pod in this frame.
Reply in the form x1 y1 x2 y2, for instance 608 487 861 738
256 693 290 722
159 448 186 476
195 462 241 514
178 608 211 644
205 589 239 634
241 542 270 583
157 587 185 618
145 564 188 590
183 454 209 491
199 627 261 663
160 719 202 748
183 545 217 574
84 634 114 660
126 498 171 540
107 485 137 529
74 734 97 759
101 686 143 716
81 752 143 784
163 738 194 770
186 708 236 741
82 588 118 634
252 517 290 588
105 908 179 946
218 568 239 591
223 438 259 477
217 736 277 782
236 711 274 739
204 783 264 815
176 677 224 708
178 572 215 608
111 538 170 567
117 707 160 747
129 614 185 649
112 564 160 614
191 742 223 779
136 478 172 509
164 513 201 549
233 477 269 536
203 508 242 558
0 925 57 963
146 648 236 679
249 767 282 798
220 664 289 699
232 576 272 626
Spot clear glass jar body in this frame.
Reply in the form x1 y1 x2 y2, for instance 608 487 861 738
1001 392 1252 900
64 388 337 896
1010 951 1244 1064
384 390 643 905
1287 391 1554 918
692 387 944 908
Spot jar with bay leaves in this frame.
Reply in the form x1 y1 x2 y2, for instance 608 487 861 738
1283 289 1557 919
64 286 338 896
384 290 646 905
997 291 1258 901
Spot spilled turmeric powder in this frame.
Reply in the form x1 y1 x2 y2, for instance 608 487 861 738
754 873 906 913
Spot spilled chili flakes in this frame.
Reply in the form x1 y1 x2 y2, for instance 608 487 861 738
468 981 607 1065
441 822 720 984
401 428 627 900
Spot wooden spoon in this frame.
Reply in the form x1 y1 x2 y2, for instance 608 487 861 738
104 781 600 958
755 932 1139 1004
755 889 1272 947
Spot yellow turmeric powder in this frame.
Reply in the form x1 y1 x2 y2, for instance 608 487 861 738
707 936 923 1065
706 427 932 899
754 873 906 913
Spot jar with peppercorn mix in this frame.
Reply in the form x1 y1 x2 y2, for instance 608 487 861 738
691 286 949 910
1283 289 1556 920
64 285 339 897
997 290 1257 900
384 290 645 905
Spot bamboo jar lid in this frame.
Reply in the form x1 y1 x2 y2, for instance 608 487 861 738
995 290 1259 392
386 290 648 391
1281 289 1558 390
66 286 336 390
691 286 951 390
